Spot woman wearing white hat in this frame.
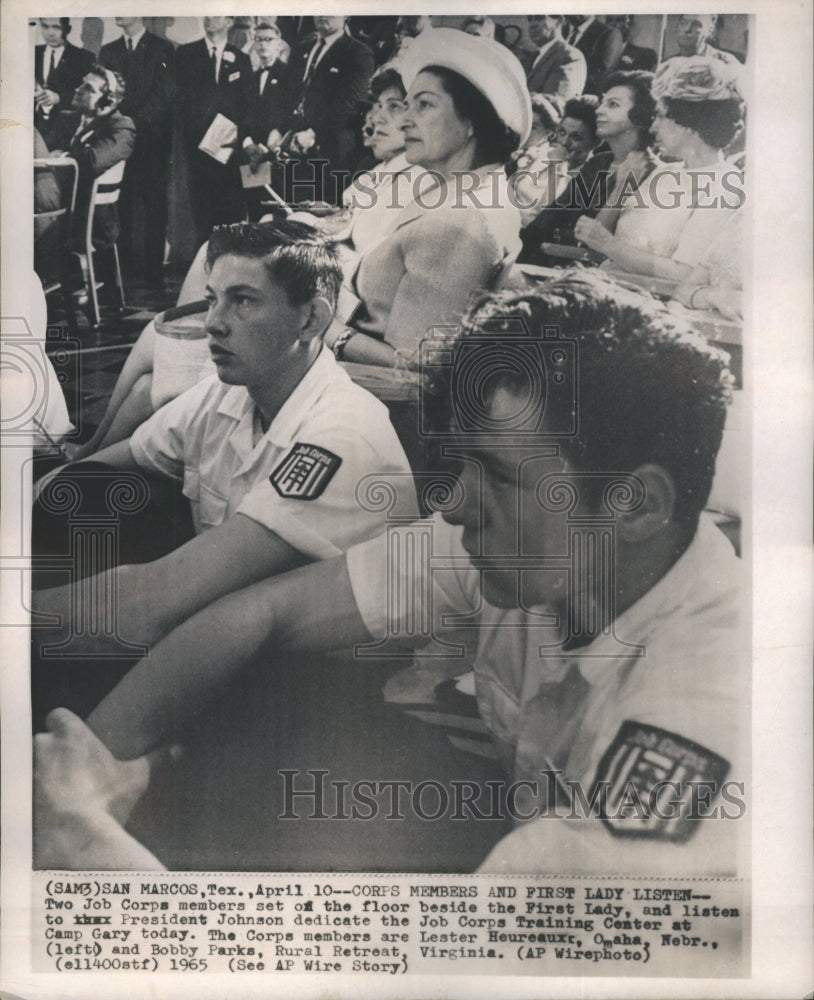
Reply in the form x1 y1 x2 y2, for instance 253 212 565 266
574 55 745 281
66 31 531 459
330 28 531 367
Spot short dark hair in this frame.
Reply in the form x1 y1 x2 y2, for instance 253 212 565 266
662 96 744 149
602 69 656 139
40 17 72 36
423 65 520 166
206 221 342 309
424 269 733 527
561 95 600 141
369 65 405 101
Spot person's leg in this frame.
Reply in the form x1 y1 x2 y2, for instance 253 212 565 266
142 144 171 285
90 371 154 452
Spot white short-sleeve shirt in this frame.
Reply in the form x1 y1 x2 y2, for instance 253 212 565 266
346 512 745 873
129 347 417 556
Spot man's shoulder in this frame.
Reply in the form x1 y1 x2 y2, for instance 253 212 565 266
333 33 373 60
89 110 135 138
99 37 123 59
176 38 205 60
640 519 743 657
308 353 385 413
66 42 96 67
297 356 397 448
143 31 175 55
584 19 618 48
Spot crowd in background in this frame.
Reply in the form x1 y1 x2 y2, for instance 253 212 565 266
28 13 752 876
33 13 747 306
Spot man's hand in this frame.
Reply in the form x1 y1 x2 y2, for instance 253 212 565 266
35 87 59 110
574 215 614 255
34 708 178 869
266 128 283 152
705 285 742 321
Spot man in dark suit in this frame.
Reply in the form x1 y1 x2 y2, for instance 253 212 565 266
522 15 586 103
35 18 95 127
174 16 254 247
99 18 174 284
284 16 374 205
564 15 625 95
43 66 136 252
605 16 658 73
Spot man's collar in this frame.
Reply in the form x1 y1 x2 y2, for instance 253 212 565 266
216 347 336 447
205 36 228 53
314 29 343 53
123 26 146 48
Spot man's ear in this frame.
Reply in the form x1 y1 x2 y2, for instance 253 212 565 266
617 464 677 542
297 295 334 343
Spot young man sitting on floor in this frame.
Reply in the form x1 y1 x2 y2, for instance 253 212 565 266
32 220 416 658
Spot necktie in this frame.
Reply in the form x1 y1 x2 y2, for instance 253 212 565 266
259 68 269 95
211 46 218 83
127 36 133 53
303 38 325 86
47 48 56 87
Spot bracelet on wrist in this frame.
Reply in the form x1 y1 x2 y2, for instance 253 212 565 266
332 328 354 361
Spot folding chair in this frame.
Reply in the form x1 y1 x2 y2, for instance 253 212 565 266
82 159 127 327
34 156 78 331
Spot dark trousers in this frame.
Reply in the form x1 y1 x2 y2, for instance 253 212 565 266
185 148 247 247
31 461 195 730
119 137 171 281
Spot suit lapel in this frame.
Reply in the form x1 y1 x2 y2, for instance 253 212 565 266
529 42 562 89
312 34 346 81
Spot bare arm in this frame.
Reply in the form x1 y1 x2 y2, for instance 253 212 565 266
574 215 693 281
87 554 372 759
34 709 171 870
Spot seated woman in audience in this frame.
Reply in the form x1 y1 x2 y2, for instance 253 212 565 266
331 28 527 367
519 69 658 263
69 31 528 456
671 207 743 320
512 94 599 228
574 56 745 281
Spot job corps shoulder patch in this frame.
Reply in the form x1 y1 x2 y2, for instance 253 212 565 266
591 720 730 843
270 442 342 500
